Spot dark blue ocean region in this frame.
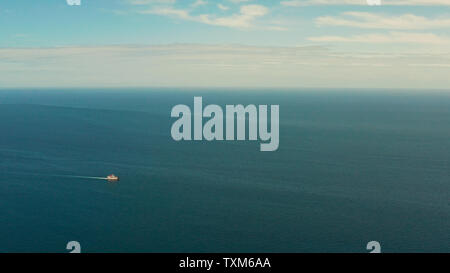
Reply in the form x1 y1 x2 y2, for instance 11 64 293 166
0 89 449 253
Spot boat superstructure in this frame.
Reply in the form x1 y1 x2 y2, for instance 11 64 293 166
107 174 119 181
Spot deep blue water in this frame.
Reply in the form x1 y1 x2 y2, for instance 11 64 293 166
0 89 449 253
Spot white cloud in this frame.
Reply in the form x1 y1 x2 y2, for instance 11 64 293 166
217 4 230 10
192 0 208 7
142 7 191 19
308 31 450 44
316 12 450 29
128 0 176 5
228 0 253 3
1 45 449 89
281 0 450 6
140 4 269 29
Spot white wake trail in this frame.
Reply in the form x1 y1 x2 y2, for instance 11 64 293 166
59 175 108 180
1 171 109 180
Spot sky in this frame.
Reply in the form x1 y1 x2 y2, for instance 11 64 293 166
1 0 450 89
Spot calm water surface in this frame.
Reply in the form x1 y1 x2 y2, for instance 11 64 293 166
0 89 448 252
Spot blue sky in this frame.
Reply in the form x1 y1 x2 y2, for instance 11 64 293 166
1 0 450 88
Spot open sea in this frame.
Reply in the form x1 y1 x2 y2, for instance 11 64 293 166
0 89 448 253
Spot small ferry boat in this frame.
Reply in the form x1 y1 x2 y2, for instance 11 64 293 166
106 174 119 181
